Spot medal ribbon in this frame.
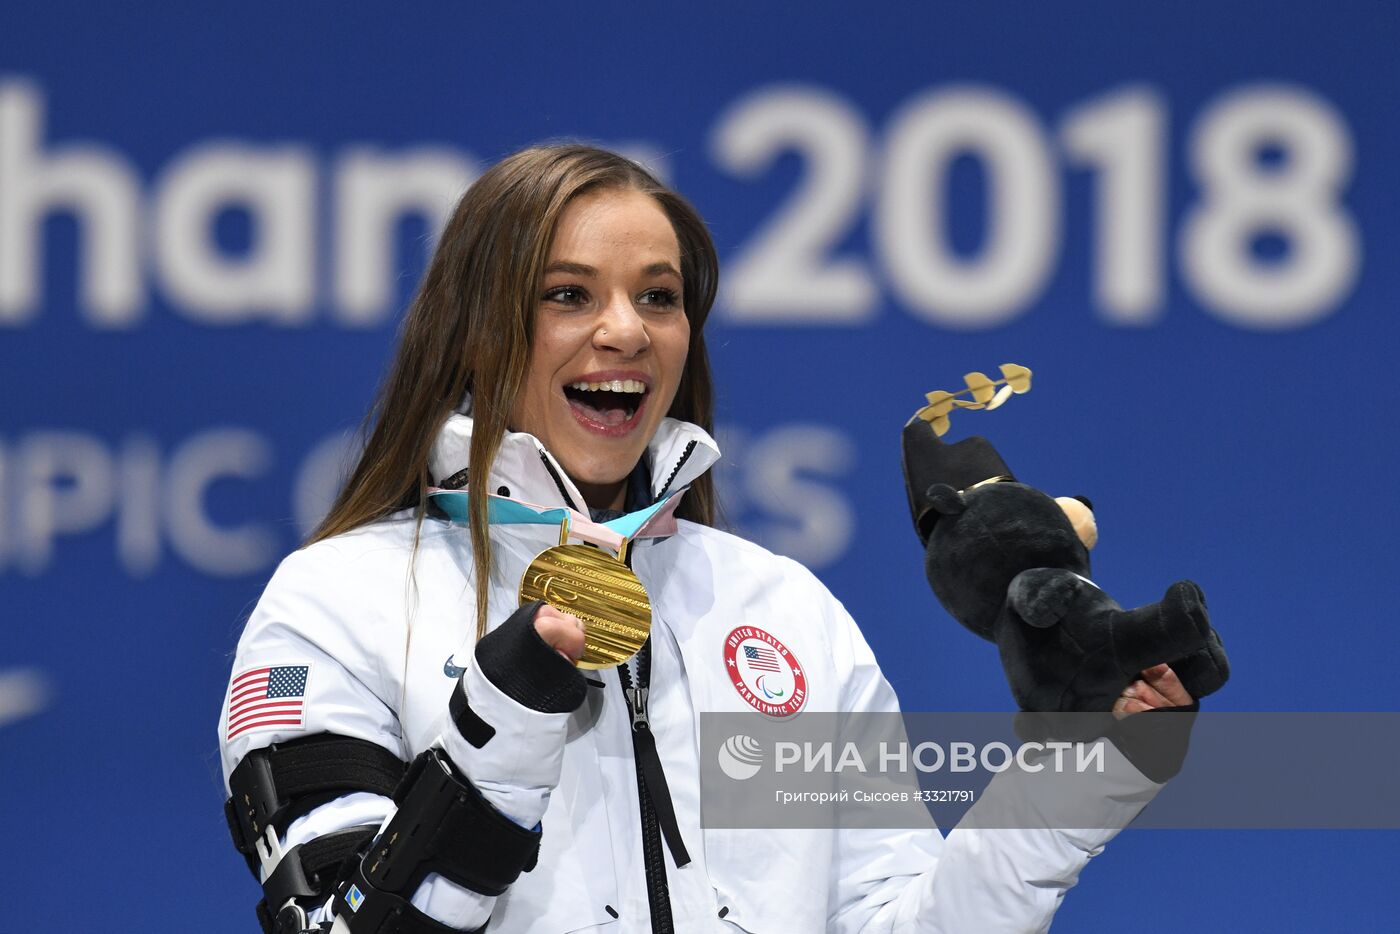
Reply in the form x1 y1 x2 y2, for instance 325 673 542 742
429 488 679 669
427 488 682 549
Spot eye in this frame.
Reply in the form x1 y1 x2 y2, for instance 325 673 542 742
638 287 681 308
543 285 589 305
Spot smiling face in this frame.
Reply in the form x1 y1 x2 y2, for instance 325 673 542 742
509 187 690 511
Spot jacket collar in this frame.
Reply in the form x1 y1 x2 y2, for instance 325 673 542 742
427 412 721 512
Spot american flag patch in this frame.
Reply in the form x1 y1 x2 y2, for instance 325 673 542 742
226 665 310 741
743 645 782 672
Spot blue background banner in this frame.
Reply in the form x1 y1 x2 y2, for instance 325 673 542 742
3 1 1396 929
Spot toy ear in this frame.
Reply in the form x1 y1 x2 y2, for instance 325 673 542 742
1072 494 1094 512
925 483 966 517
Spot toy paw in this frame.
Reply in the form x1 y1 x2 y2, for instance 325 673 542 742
1169 627 1231 700
1162 580 1212 642
1008 568 1087 629
1113 580 1214 675
1144 581 1229 699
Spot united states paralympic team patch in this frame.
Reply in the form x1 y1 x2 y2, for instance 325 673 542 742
226 664 310 741
723 626 807 717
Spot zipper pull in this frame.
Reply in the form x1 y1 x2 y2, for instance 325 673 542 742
624 686 650 731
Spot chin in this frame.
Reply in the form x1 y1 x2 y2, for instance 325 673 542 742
567 458 637 489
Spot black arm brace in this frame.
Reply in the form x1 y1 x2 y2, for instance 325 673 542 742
226 734 538 934
226 600 567 933
225 734 407 933
331 747 542 933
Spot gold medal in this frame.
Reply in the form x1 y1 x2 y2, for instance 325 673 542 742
518 518 651 669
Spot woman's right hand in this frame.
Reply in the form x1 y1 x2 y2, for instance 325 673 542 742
533 604 586 664
470 598 588 713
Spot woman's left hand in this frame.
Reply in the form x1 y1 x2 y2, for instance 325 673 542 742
1112 663 1194 717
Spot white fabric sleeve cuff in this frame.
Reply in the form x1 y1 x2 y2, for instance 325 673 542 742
440 657 573 828
401 660 573 930
410 871 494 930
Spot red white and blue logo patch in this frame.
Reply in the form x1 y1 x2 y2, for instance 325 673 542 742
225 664 310 741
723 626 807 718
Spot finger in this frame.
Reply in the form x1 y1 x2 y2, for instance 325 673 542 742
1141 663 1194 706
534 615 586 662
1122 678 1171 709
536 604 584 631
551 627 586 663
1112 695 1154 719
535 603 569 623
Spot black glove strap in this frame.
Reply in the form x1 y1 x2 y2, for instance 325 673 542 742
448 677 496 749
1013 705 1201 783
1106 701 1200 782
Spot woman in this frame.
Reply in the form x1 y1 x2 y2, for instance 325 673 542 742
220 145 1191 934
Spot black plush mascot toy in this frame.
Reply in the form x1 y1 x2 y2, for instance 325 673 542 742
901 421 1230 743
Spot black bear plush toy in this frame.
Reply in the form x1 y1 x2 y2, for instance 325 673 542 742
901 421 1230 768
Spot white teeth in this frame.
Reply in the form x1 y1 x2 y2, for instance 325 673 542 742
567 379 647 393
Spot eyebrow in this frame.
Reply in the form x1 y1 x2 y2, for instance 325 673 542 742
643 261 683 280
543 260 682 280
544 261 597 277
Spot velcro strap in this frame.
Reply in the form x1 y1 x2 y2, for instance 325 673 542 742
448 678 496 749
258 827 376 926
363 748 541 897
227 734 407 864
334 864 485 934
300 826 376 886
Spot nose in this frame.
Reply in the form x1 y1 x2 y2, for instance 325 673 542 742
593 292 650 358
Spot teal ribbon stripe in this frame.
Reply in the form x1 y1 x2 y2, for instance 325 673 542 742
427 490 675 539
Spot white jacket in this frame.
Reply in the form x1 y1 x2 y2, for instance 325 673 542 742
221 415 1161 933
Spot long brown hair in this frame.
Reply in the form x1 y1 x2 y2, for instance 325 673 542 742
309 145 720 639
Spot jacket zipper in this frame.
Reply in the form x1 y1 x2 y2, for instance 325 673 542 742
536 436 694 930
655 440 698 501
537 450 584 512
618 647 674 934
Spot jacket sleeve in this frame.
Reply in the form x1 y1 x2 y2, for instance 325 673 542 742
220 541 410 780
219 538 497 930
818 592 1164 934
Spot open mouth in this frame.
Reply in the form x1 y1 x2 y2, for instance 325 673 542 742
563 378 649 430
